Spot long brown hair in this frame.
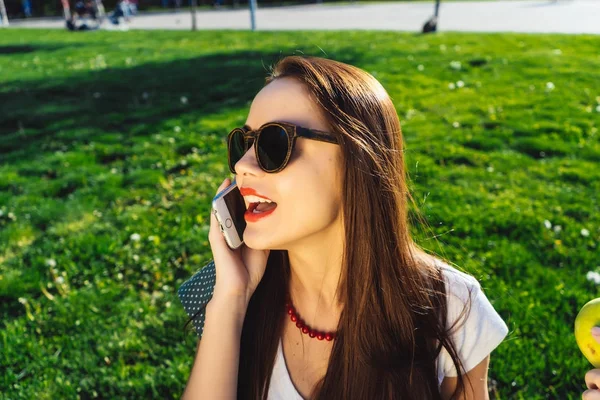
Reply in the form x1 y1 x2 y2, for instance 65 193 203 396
188 55 475 399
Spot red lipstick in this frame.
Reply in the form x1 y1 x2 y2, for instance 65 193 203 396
244 202 277 222
240 187 277 222
239 187 273 200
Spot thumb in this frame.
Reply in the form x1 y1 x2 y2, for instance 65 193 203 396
592 327 600 345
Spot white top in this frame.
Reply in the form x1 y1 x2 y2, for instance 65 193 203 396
267 261 509 399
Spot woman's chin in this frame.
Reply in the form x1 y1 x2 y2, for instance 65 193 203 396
242 230 270 250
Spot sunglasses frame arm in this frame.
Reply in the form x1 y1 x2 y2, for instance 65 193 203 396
234 122 339 147
294 125 339 145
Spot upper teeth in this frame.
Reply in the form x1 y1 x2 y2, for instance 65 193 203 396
244 195 273 204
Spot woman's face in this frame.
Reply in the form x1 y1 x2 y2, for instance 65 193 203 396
235 77 343 250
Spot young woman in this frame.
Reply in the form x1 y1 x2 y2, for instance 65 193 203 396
178 55 509 399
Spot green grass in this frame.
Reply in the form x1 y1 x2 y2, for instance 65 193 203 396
0 29 599 399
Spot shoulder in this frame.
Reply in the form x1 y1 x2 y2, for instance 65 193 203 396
432 258 509 377
434 258 482 307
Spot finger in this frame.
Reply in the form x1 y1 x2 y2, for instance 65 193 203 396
583 389 600 400
592 327 600 345
586 369 600 390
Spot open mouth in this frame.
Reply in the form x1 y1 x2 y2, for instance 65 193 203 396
248 202 278 214
244 201 278 222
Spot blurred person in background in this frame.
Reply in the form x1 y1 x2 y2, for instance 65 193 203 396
22 0 31 17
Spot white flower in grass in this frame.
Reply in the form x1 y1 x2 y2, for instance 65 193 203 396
133 254 139 262
581 228 590 237
452 121 460 128
130 233 141 242
486 166 494 172
110 168 118 174
45 258 57 268
448 82 456 90
417 64 424 71
596 105 600 113
405 109 417 120
55 276 64 284
456 80 465 88
587 271 600 285
174 126 181 133
449 61 462 71
180 96 188 105
553 225 562 233
546 82 555 91
544 220 552 229
168 137 175 144
117 273 124 280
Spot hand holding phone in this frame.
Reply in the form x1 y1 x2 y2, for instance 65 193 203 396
208 178 270 304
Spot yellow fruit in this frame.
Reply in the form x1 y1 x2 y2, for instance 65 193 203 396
575 298 600 368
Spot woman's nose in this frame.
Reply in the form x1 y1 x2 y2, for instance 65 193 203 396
234 143 264 177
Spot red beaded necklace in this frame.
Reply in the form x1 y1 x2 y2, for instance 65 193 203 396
285 295 337 341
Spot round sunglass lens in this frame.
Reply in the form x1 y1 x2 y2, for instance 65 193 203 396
257 126 289 171
229 129 247 168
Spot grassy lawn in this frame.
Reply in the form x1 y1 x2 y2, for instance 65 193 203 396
0 29 599 399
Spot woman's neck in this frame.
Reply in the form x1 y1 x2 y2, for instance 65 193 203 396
285 219 345 326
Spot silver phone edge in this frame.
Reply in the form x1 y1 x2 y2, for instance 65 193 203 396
211 182 244 250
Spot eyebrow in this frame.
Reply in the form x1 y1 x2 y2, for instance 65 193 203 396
243 124 252 131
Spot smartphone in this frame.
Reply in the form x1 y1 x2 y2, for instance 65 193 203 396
212 178 246 250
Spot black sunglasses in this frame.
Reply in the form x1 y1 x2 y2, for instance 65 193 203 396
227 121 339 174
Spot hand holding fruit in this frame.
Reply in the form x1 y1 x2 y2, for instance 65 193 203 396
582 328 600 400
577 299 600 368
576 297 600 399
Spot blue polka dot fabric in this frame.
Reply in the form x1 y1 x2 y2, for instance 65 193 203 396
177 260 216 337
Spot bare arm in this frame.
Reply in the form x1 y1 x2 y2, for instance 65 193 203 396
440 355 490 400
181 295 248 400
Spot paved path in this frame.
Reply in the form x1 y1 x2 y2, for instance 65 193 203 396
6 0 600 34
